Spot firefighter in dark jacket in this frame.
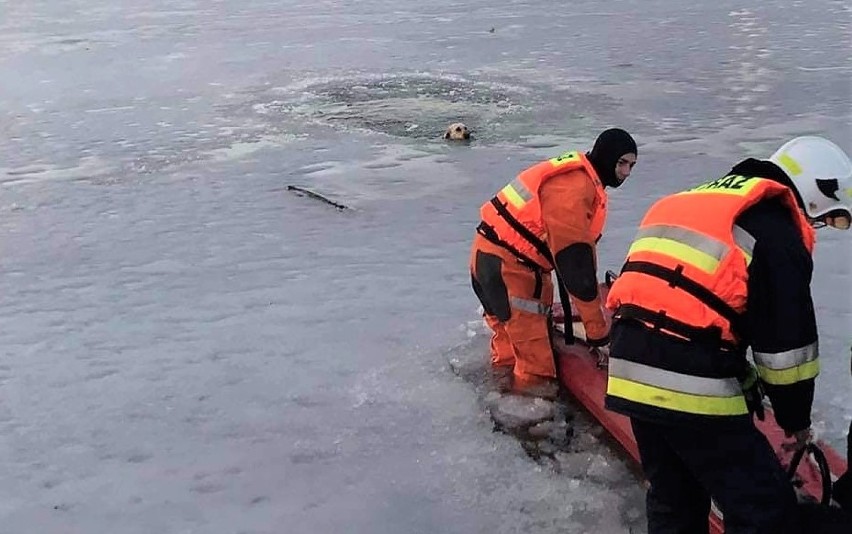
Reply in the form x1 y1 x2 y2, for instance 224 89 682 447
604 136 852 534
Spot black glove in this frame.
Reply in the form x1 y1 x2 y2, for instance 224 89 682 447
741 363 765 421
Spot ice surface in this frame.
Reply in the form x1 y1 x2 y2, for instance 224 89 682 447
0 1 849 533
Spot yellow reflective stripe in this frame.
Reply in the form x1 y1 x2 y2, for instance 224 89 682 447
756 359 820 386
502 151 580 209
500 177 533 209
628 224 752 272
776 153 803 176
607 377 749 416
753 342 818 370
500 185 525 208
733 225 755 265
609 358 743 397
754 342 819 385
628 237 721 274
634 225 728 259
548 151 580 166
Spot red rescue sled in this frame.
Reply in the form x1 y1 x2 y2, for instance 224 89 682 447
551 273 847 533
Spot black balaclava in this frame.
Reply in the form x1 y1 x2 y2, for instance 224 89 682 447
586 128 638 188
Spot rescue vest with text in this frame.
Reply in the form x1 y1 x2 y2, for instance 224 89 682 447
605 175 816 417
479 151 606 270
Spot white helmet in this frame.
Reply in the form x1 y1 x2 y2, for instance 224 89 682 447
769 136 852 228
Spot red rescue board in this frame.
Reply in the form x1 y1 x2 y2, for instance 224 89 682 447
551 282 847 533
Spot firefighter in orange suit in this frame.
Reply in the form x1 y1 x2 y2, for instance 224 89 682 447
469 128 638 399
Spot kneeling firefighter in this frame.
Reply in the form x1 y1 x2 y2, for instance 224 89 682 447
604 136 852 533
469 128 638 399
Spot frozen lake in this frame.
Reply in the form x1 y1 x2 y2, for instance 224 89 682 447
0 1 849 532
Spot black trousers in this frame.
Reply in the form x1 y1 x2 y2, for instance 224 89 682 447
631 417 800 534
833 421 852 510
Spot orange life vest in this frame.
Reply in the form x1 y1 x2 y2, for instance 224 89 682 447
606 175 815 347
479 151 607 270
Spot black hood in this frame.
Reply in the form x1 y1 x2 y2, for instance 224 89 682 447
586 128 637 188
727 158 806 212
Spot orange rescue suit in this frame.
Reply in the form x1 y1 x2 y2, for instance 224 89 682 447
471 151 609 381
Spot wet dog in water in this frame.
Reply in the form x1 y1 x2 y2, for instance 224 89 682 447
443 122 471 141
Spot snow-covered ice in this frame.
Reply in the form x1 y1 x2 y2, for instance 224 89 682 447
0 1 849 533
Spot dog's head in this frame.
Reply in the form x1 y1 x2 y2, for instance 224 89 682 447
443 122 471 141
